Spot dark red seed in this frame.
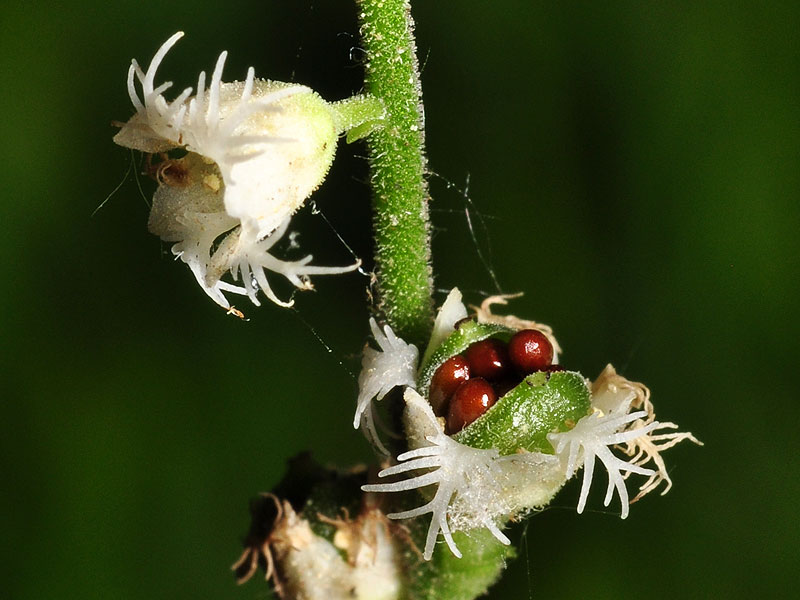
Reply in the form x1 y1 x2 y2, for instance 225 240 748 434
545 364 565 373
430 355 471 415
464 338 510 380
446 378 497 434
507 329 554 374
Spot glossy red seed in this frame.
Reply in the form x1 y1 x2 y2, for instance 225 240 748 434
464 338 510 380
507 329 554 374
446 378 497 434
429 355 471 415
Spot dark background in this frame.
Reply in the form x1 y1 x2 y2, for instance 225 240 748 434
2 1 797 598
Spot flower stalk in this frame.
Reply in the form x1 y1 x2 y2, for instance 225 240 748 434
109 5 701 599
355 0 434 348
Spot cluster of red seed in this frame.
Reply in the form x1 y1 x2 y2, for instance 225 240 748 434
430 329 560 434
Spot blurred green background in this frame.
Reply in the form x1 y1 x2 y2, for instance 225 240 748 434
1 1 797 598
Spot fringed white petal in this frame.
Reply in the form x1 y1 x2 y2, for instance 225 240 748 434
622 420 703 502
364 390 557 560
170 211 246 309
116 34 352 310
590 365 703 503
222 218 360 308
117 32 300 162
354 321 419 454
146 153 356 310
116 32 188 151
182 54 308 232
548 410 657 519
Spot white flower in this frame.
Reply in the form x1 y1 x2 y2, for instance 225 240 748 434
115 32 362 308
364 390 561 560
354 319 419 454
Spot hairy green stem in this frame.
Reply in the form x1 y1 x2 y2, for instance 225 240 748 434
356 0 434 347
353 4 508 599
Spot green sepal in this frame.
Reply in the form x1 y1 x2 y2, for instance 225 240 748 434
417 321 513 396
454 371 592 455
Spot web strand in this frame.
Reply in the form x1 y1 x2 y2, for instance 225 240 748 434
289 306 357 380
428 169 504 295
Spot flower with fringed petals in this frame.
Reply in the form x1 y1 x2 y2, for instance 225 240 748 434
115 33 384 309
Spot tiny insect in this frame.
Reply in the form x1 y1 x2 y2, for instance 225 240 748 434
226 306 247 320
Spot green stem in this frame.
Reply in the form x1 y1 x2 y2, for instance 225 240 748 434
352 4 508 598
356 0 434 348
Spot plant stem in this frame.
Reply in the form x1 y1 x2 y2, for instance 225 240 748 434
351 4 509 597
356 0 434 348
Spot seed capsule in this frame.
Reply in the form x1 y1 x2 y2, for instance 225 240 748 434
464 338 510 380
508 329 553 374
430 355 471 415
446 377 497 434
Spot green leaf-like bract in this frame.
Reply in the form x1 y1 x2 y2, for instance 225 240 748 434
455 371 592 455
